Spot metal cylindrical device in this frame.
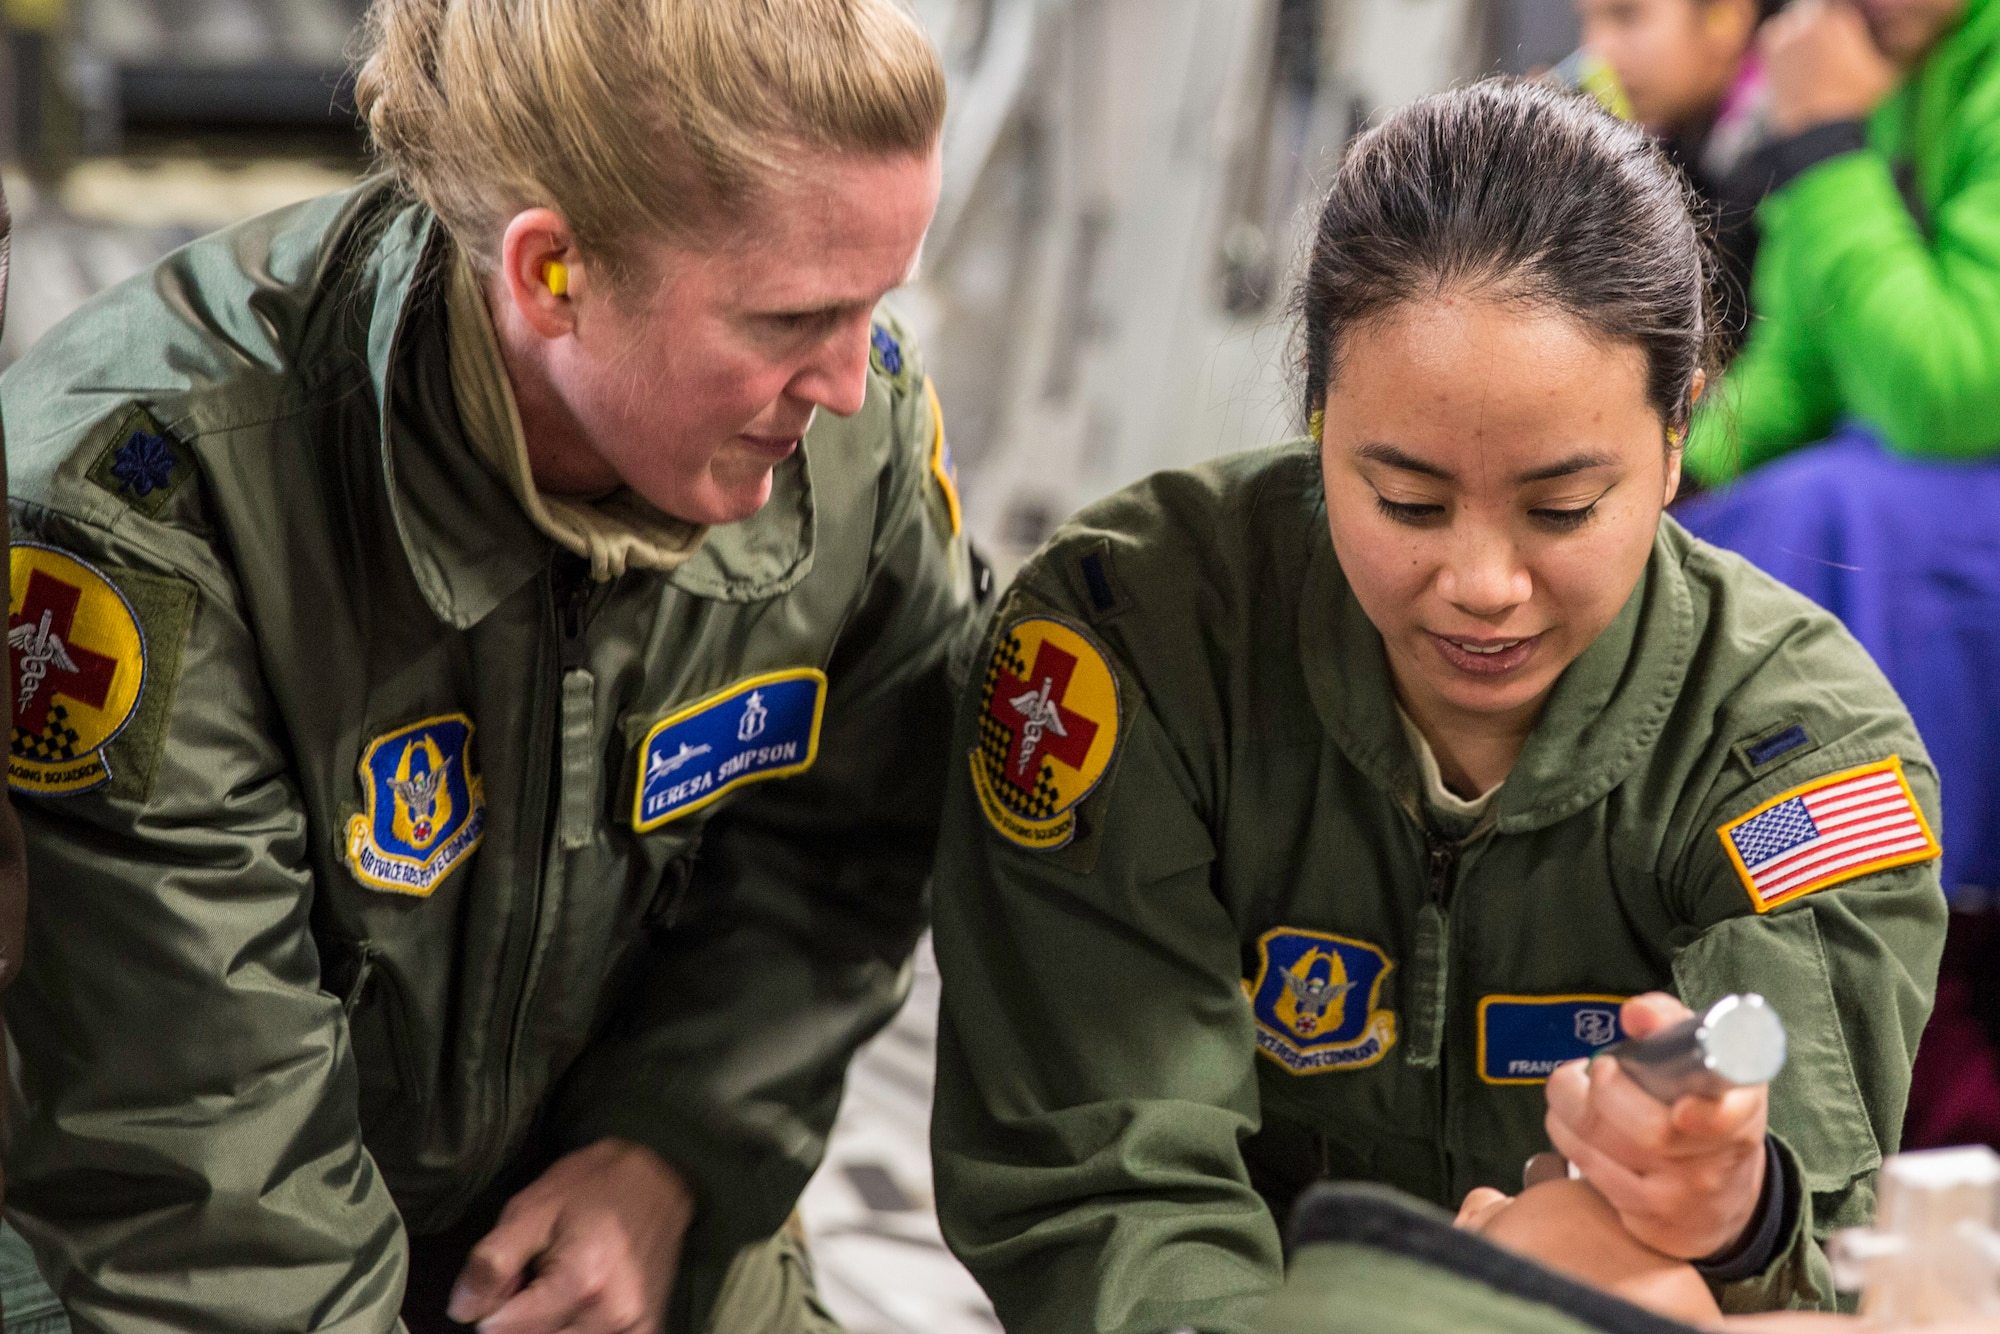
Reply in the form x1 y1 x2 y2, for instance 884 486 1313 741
1605 993 1788 1102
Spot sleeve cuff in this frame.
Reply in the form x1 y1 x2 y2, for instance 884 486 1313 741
1692 1136 1795 1284
1755 121 1870 197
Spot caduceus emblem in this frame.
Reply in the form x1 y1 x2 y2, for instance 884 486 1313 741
8 608 80 715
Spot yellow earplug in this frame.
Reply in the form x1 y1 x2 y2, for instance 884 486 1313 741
543 260 569 297
1309 408 1326 444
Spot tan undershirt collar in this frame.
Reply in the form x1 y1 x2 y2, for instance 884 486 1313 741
1395 704 1503 821
446 249 707 582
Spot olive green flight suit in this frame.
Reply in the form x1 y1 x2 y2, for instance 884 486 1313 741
930 444 1946 1334
0 180 987 1333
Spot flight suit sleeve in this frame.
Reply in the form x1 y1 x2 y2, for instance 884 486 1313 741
3 508 407 1334
546 337 989 1295
929 585 1284 1334
1664 702 1947 1314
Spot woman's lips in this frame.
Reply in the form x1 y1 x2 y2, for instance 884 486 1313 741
1427 631 1542 677
736 434 801 461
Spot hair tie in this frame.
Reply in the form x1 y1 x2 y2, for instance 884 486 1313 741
1309 409 1326 444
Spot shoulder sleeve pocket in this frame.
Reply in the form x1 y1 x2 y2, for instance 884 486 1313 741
1674 909 1881 1195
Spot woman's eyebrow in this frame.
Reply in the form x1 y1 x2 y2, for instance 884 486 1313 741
1355 442 1454 480
1513 452 1618 484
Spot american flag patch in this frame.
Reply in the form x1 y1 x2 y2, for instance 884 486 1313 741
1718 757 1939 912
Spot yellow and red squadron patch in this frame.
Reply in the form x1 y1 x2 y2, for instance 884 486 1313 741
970 615 1121 850
8 543 147 796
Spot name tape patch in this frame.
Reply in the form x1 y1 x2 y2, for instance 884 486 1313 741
1718 757 1940 913
8 542 148 796
1243 927 1398 1074
634 669 826 831
346 714 488 897
970 615 1122 851
1478 994 1630 1085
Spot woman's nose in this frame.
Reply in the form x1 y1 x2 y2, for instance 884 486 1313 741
1435 534 1533 616
790 316 874 419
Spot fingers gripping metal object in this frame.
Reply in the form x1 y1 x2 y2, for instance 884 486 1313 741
1521 996 1787 1190
1603 994 1789 1103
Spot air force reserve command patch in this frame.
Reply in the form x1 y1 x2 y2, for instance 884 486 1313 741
1718 757 1939 913
346 715 488 896
633 669 827 832
1477 995 1630 1085
8 543 147 796
970 615 1122 851
1244 928 1397 1073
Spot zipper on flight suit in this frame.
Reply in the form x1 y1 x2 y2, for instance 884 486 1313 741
554 555 600 851
1403 829 1457 1069
458 557 603 1219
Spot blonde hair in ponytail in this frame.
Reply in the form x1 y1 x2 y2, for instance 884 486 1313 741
354 0 945 280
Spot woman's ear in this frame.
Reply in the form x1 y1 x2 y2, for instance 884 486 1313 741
499 208 583 341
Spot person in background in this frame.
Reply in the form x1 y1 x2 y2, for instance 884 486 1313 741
0 1 984 1331
1681 0 2000 480
1573 0 1779 355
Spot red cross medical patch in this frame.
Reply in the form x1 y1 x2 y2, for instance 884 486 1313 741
970 615 1122 851
8 543 147 796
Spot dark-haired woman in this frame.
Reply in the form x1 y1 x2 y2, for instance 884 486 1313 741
929 79 1946 1334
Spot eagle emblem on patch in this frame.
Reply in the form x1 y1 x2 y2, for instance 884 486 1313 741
346 715 488 896
7 543 148 796
969 615 1122 851
1717 757 1939 913
1244 927 1397 1074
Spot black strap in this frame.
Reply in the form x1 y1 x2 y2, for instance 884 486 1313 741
1286 1184 1704 1334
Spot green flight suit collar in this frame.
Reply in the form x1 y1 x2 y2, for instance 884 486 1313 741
1298 517 1694 834
362 196 818 629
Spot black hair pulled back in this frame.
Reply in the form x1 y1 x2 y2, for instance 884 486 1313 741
1296 78 1718 440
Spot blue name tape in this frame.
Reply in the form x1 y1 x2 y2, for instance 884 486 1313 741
634 669 827 831
1477 994 1630 1085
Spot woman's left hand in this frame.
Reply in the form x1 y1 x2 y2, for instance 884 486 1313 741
1544 993 1770 1262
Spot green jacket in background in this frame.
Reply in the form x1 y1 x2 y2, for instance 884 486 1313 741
1686 0 2000 480
0 180 985 1333
930 444 1946 1334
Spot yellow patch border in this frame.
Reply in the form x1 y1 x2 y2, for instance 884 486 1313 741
1243 926 1398 1075
969 614 1122 852
926 378 963 537
8 542 149 797
344 712 488 898
1717 756 1940 914
632 668 829 833
1475 993 1630 1086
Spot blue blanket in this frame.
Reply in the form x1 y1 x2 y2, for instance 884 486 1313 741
1676 426 2000 907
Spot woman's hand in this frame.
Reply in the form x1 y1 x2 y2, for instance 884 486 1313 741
1459 1178 1725 1326
1762 0 1902 134
447 1138 695 1334
1544 993 1770 1262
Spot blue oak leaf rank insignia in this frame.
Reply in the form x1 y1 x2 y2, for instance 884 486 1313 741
346 715 488 897
870 323 904 377
109 432 179 497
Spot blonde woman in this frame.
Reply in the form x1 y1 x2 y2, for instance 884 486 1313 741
0 2 980 1331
